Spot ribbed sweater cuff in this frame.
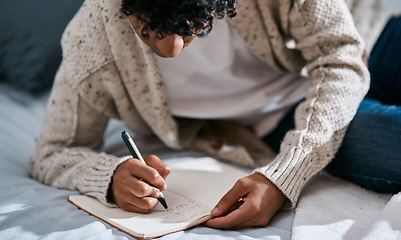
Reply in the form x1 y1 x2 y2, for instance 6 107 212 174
80 154 132 208
253 146 309 208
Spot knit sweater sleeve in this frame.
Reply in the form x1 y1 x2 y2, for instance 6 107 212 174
28 66 123 206
28 0 123 206
254 0 370 207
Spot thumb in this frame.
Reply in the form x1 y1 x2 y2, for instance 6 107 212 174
211 179 250 217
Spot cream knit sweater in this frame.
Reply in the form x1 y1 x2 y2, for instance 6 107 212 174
29 0 370 208
345 0 396 53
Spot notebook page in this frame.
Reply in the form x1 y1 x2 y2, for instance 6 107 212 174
167 157 250 208
69 191 211 239
69 157 250 238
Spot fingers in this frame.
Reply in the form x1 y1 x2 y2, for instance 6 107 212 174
205 198 251 229
207 193 272 229
130 177 161 198
226 217 266 230
205 173 287 229
117 201 155 214
124 156 167 191
110 156 169 213
211 178 251 217
144 155 171 179
204 178 251 228
113 190 160 213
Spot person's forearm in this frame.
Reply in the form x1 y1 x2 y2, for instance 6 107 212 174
254 0 370 207
29 144 121 206
29 67 117 205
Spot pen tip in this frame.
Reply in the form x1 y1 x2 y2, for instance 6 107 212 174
158 196 168 209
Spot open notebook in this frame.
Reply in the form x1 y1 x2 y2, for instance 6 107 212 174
69 157 250 239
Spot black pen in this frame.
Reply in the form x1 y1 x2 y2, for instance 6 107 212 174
121 131 168 209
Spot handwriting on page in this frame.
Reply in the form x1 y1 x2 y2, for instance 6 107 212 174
154 198 210 224
111 190 211 229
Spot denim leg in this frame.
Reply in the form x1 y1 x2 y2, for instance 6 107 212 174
325 98 401 193
263 16 401 194
325 16 401 193
264 98 401 193
367 16 401 105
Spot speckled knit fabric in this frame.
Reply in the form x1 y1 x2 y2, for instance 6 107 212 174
345 0 396 53
29 0 370 208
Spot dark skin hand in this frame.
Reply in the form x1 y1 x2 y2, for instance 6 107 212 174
110 154 286 229
362 50 368 67
110 155 170 213
205 50 368 229
124 12 367 227
205 50 368 230
110 156 286 229
205 172 287 229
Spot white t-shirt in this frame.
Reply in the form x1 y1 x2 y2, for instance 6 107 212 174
157 19 309 137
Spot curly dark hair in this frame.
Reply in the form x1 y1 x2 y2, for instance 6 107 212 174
120 0 237 39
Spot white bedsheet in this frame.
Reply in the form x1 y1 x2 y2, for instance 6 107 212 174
0 82 293 240
292 173 400 240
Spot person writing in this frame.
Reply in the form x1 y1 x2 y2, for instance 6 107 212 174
29 0 401 230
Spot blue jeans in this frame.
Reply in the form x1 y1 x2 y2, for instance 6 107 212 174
263 16 401 193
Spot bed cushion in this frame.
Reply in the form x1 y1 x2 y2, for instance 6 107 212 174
0 0 83 93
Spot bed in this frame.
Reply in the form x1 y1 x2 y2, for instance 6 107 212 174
1 0 400 239
0 82 294 239
1 80 400 240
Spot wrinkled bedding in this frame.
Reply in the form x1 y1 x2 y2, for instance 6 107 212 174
293 172 400 240
0 82 293 240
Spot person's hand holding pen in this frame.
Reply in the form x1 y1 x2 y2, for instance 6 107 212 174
108 132 170 213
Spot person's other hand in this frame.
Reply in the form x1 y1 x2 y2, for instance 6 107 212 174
109 155 170 213
204 172 286 229
362 50 368 67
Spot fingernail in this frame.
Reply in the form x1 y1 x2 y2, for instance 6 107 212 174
155 189 161 198
211 207 219 215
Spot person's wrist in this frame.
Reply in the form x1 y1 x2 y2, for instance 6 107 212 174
106 177 115 203
106 156 132 204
